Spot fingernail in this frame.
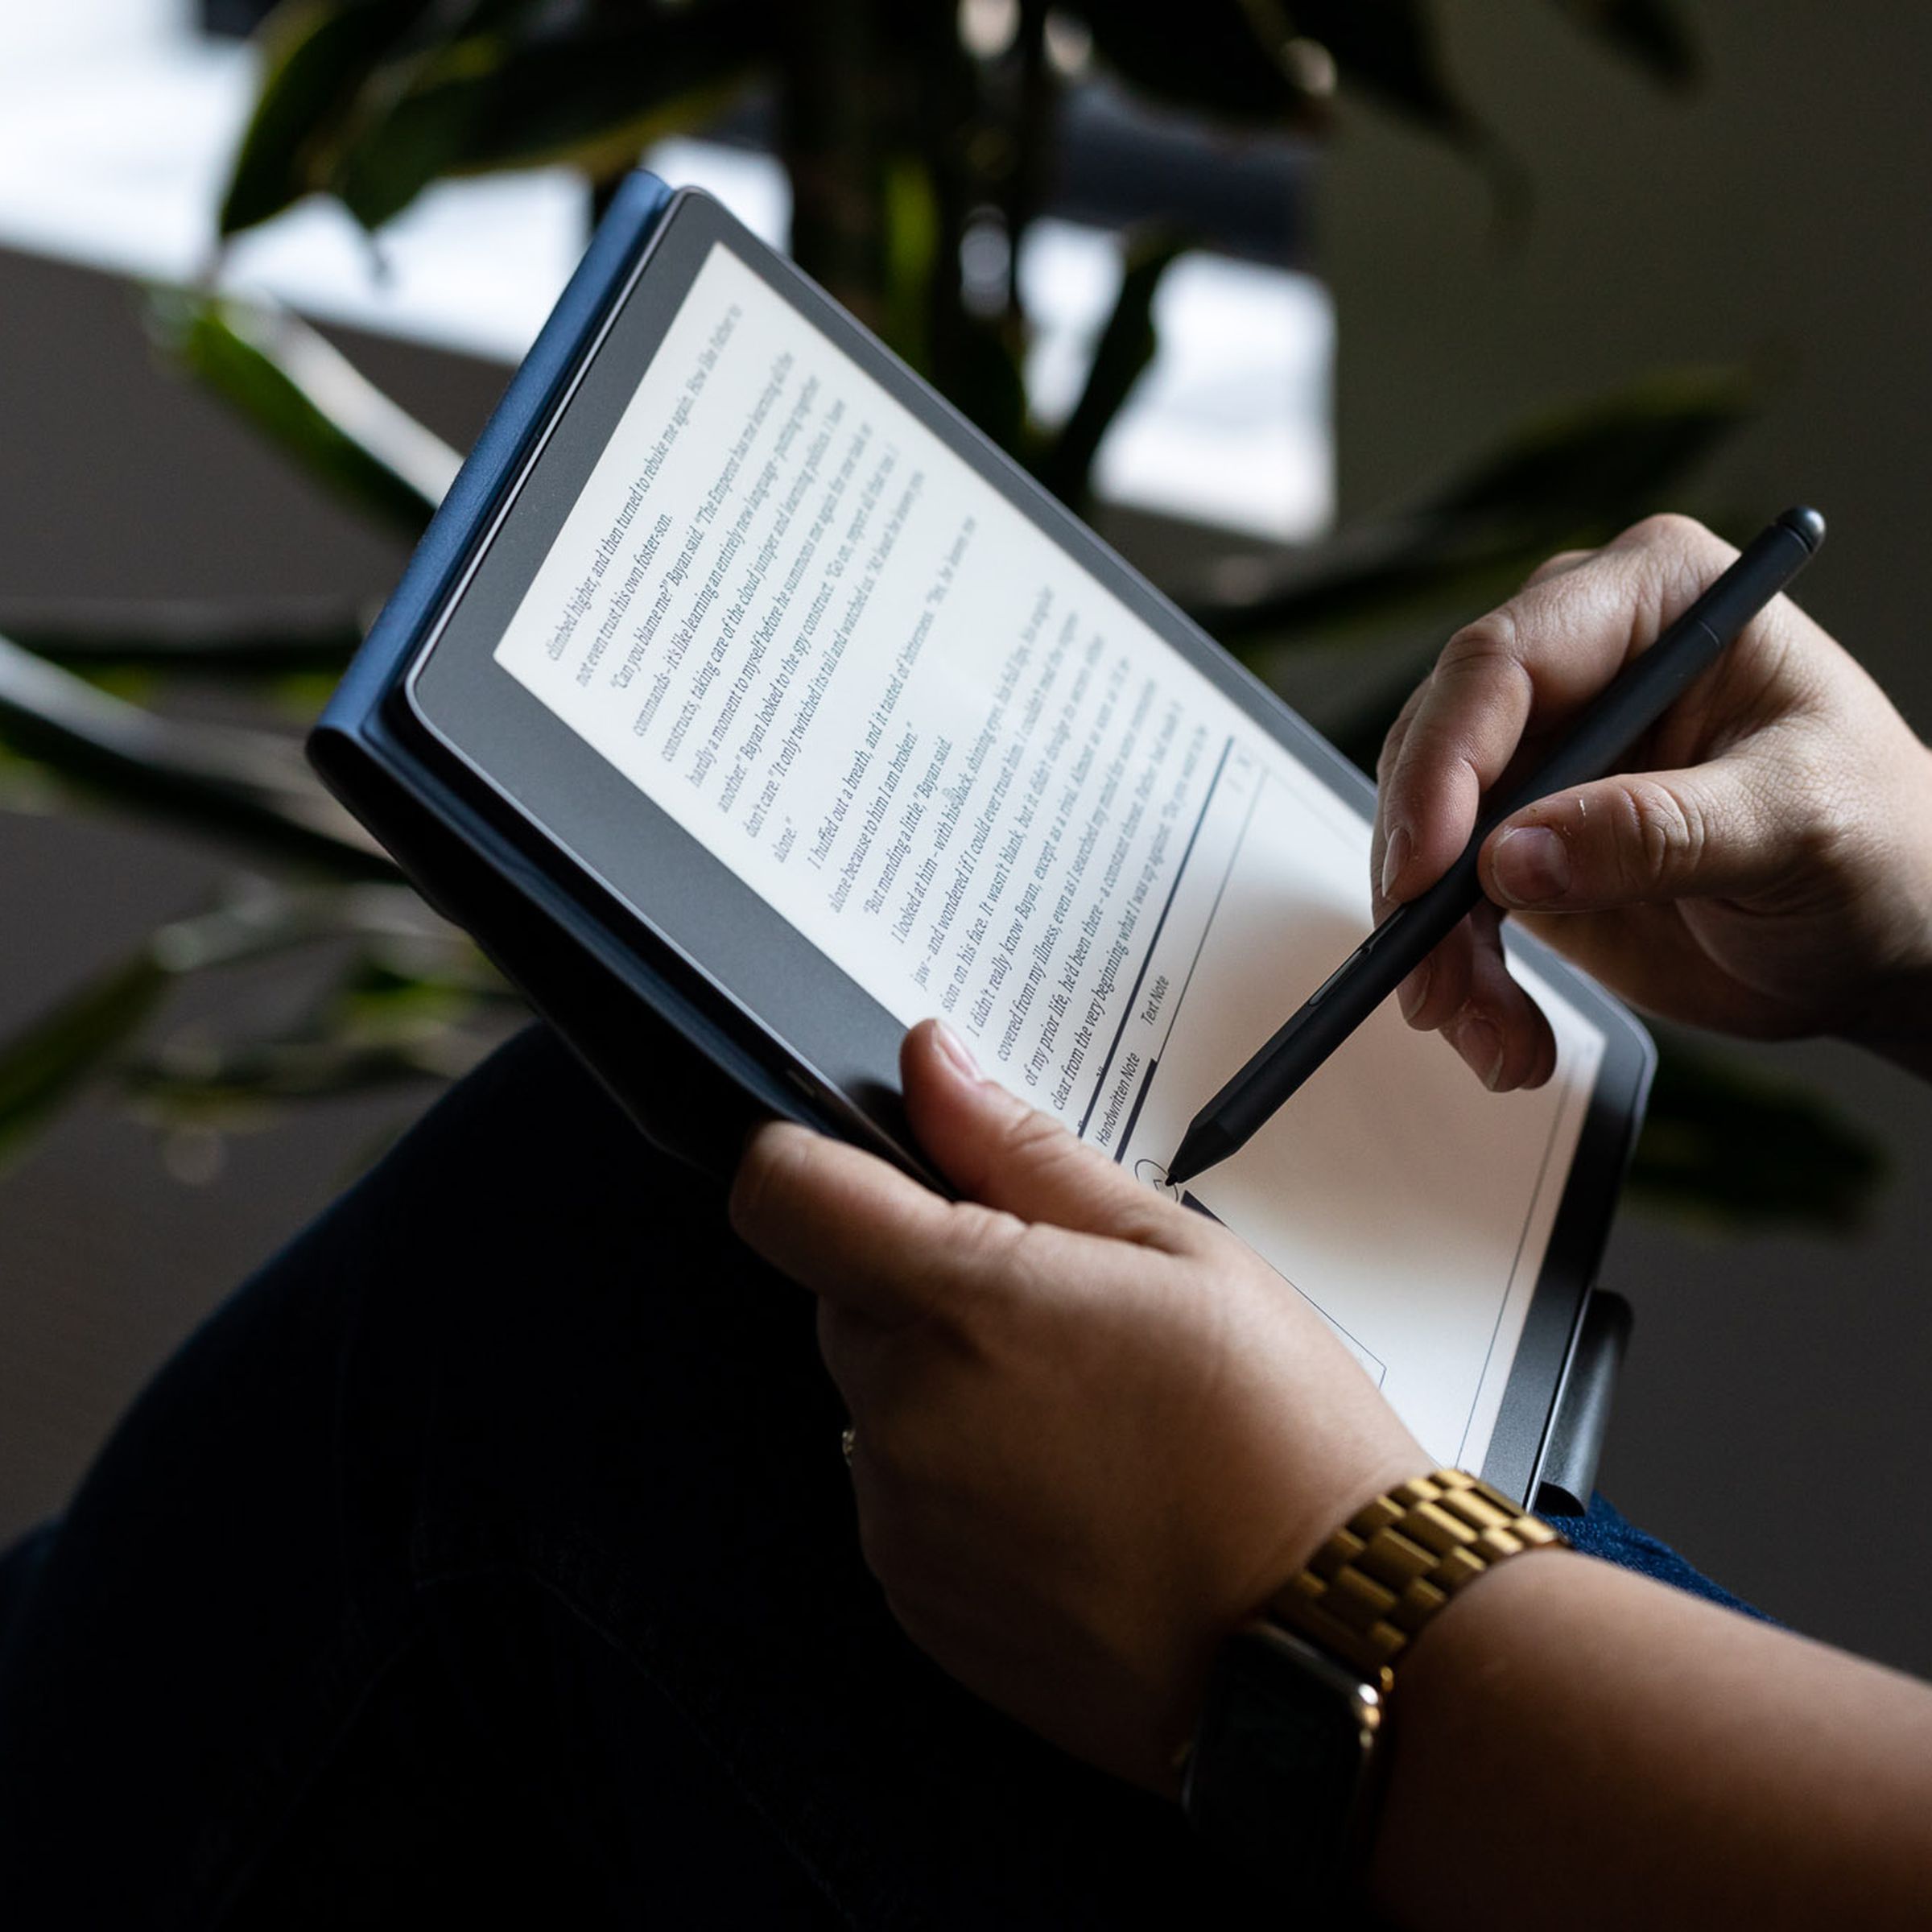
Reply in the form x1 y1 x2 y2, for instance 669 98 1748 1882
1458 1016 1504 1091
1397 956 1433 1024
934 1021 982 1083
1491 827 1571 906
1381 824 1412 902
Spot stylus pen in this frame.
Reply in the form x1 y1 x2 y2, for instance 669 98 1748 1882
1166 505 1827 1187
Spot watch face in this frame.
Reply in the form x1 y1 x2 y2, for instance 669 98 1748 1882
1184 1625 1382 1896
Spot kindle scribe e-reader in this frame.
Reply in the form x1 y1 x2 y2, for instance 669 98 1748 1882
312 172 1652 1510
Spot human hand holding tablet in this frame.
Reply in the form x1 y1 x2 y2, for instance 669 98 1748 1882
729 1013 1432 1796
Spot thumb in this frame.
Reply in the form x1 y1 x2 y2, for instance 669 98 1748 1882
899 1020 1195 1249
1481 759 1787 912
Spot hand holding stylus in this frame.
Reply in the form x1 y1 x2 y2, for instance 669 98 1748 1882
1375 511 1932 1088
1170 510 1831 1186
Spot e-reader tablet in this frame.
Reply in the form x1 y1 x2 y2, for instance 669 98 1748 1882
314 175 1653 1504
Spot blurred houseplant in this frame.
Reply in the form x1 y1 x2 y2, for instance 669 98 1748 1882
0 0 1881 1228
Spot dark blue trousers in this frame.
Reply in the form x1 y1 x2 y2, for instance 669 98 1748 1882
0 1027 1747 1927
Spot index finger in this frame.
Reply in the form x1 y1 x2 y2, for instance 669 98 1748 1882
1378 515 1736 904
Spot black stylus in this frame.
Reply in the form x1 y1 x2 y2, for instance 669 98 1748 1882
1166 506 1827 1187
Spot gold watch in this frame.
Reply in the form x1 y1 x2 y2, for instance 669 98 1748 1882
1182 1469 1566 1899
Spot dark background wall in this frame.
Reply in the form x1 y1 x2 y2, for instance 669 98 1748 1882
5 0 1932 1686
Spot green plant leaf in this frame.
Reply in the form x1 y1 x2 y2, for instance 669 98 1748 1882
217 0 562 236
0 884 493 1162
145 884 450 975
1206 533 1543 661
1427 365 1751 527
147 289 456 536
939 314 1031 459
1067 0 1486 142
328 6 763 231
0 952 171 1170
126 1034 482 1109
1063 0 1331 129
219 0 435 237
1286 0 1475 141
879 152 941 375
0 632 391 879
0 740 64 814
1629 1036 1885 1233
1545 0 1699 89
1191 365 1754 646
0 596 367 678
1030 229 1183 513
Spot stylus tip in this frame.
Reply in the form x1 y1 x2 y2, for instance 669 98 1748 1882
1167 1118 1234 1189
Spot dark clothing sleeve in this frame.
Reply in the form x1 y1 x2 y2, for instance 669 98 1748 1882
0 1026 1750 1930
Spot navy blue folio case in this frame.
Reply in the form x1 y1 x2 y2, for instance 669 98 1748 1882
311 173 844 1177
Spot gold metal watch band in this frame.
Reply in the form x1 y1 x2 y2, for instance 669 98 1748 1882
1271 1468 1566 1692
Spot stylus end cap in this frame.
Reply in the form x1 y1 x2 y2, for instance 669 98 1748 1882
1778 504 1827 553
